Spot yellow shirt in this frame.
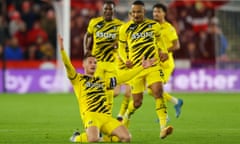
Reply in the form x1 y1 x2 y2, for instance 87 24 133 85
159 22 178 69
87 17 123 62
118 19 164 68
60 50 144 116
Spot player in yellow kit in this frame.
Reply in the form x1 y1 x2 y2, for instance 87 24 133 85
118 0 173 139
116 11 133 121
116 55 132 121
58 34 156 142
84 0 124 115
152 3 183 118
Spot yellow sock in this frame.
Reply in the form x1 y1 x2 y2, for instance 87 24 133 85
106 90 114 115
75 132 88 142
103 135 120 142
118 96 130 117
163 92 178 105
163 92 172 101
125 100 136 119
155 98 167 130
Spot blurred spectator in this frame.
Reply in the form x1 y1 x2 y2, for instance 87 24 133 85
0 15 9 45
41 9 56 48
7 3 17 20
186 1 214 33
71 36 84 59
8 11 24 36
198 30 215 61
24 44 41 60
40 41 55 60
187 40 199 61
27 20 48 45
4 36 23 60
170 0 217 66
208 17 228 62
0 44 3 59
20 1 36 30
13 22 28 51
70 13 88 59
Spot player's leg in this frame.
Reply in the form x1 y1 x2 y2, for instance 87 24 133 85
95 62 113 111
122 91 143 128
86 126 100 142
70 131 88 142
122 92 143 128
104 62 119 115
117 84 131 121
162 68 184 118
114 84 121 97
102 117 131 142
163 92 183 118
106 89 114 115
123 77 145 128
111 125 131 142
147 70 173 138
71 124 100 142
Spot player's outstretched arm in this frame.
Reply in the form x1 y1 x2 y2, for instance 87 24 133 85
58 34 77 79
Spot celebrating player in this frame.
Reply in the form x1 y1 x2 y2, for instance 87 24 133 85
152 3 183 118
118 0 173 139
116 11 133 121
83 0 123 115
58 34 156 142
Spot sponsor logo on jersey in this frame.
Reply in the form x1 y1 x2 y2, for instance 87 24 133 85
86 81 104 89
96 32 116 39
131 31 153 40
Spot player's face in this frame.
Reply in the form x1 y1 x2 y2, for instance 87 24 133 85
103 3 114 21
83 57 97 75
131 5 145 23
153 7 165 22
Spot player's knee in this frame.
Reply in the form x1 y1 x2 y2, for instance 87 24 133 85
119 133 131 142
134 100 142 108
152 89 163 99
125 91 131 98
114 86 121 97
114 91 120 97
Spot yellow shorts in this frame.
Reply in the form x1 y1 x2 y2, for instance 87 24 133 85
160 66 174 84
83 112 122 135
131 66 164 94
95 61 117 79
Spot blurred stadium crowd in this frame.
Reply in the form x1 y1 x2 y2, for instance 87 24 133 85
0 0 230 68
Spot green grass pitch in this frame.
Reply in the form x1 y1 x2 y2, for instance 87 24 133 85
0 92 240 144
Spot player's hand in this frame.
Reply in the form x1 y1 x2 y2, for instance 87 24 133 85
159 52 168 62
126 60 133 68
57 34 64 50
142 58 157 69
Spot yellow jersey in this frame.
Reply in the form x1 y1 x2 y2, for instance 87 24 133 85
87 17 123 62
60 50 145 116
118 19 163 68
159 22 178 69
